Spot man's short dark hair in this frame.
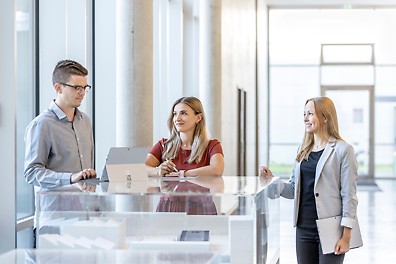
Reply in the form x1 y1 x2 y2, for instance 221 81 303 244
52 59 88 85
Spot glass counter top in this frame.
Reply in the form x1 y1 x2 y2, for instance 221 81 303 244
38 175 275 196
0 249 220 264
34 176 280 264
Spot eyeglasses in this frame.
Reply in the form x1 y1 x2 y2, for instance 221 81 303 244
60 82 92 93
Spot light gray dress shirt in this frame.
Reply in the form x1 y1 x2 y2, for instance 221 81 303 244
24 100 94 188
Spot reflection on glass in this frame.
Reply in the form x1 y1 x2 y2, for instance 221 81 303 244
36 185 90 247
157 181 218 215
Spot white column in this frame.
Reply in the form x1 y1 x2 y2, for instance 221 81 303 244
116 0 153 147
199 0 222 139
0 0 16 253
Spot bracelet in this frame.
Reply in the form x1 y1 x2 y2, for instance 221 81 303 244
179 170 185 178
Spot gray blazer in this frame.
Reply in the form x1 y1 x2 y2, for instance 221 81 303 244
278 136 359 228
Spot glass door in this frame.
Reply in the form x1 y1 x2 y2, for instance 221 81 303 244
322 87 374 179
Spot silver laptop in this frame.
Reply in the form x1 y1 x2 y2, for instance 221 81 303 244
316 215 363 254
100 147 150 182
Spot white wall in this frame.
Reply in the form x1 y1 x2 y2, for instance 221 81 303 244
221 0 267 176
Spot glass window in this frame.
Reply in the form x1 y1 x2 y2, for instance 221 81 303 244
16 0 35 232
376 66 396 97
269 66 319 176
375 101 396 177
320 65 375 86
269 9 396 178
322 44 373 64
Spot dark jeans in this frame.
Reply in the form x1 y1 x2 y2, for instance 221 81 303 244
296 227 345 264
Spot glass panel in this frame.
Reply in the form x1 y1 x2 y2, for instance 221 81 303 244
270 9 396 65
269 66 319 177
0 249 221 264
325 90 370 176
270 66 318 143
16 228 34 248
376 66 396 97
375 101 396 178
34 177 280 263
321 65 375 86
16 0 35 222
269 145 299 177
270 8 396 179
322 44 373 64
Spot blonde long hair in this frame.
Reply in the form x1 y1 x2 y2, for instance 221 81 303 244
162 97 209 163
296 97 343 162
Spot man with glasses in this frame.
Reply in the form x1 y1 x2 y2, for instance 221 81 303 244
25 59 96 186
24 59 96 247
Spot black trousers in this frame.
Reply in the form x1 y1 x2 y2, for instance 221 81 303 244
296 227 345 264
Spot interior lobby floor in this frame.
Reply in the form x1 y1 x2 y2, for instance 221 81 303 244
279 178 396 264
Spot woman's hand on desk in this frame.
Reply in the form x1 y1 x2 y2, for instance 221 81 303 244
259 166 273 179
70 168 97 183
157 160 177 176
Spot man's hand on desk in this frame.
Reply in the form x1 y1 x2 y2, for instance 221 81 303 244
70 168 97 183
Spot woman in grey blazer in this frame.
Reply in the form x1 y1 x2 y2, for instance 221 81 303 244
260 97 359 264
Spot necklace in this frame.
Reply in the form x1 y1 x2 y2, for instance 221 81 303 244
314 140 327 150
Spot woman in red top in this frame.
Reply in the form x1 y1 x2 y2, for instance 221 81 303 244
145 96 224 215
145 96 224 178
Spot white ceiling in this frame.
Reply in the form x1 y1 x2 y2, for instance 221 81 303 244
265 0 396 8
